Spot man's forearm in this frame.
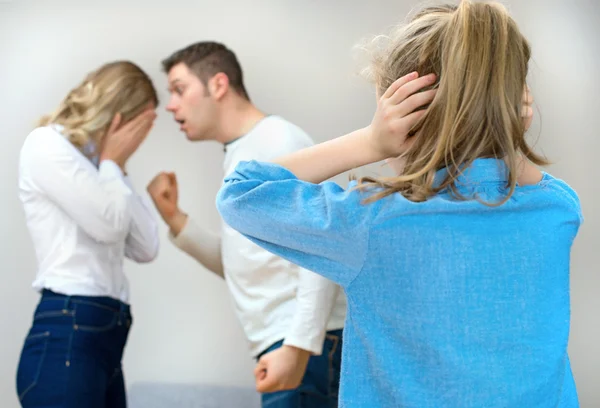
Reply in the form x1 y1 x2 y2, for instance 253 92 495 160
168 214 224 278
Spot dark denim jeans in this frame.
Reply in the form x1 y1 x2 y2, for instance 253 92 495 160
16 289 132 408
259 329 343 408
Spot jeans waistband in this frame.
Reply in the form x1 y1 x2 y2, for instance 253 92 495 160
40 289 130 314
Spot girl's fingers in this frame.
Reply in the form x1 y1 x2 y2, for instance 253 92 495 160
396 89 437 118
388 73 437 106
381 72 419 100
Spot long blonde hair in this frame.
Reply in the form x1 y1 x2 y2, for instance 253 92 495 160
356 0 548 205
38 61 158 155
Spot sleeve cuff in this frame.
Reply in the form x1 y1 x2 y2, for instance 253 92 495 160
168 216 192 247
122 176 135 191
99 159 125 178
283 332 326 356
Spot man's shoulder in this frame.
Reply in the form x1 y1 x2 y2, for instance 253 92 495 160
253 115 314 148
224 115 315 171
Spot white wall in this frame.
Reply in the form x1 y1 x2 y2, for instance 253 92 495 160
1 1 598 407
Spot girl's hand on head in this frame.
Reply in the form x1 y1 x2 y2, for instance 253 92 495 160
368 72 437 159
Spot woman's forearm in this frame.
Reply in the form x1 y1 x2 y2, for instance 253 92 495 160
272 127 387 184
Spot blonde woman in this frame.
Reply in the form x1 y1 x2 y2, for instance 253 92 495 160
16 61 159 407
216 2 582 407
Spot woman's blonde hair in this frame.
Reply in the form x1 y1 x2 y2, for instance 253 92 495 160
357 0 548 205
38 61 158 155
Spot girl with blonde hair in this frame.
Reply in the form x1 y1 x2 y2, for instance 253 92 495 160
16 60 159 407
216 1 582 407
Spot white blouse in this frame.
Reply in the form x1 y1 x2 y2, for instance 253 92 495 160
18 125 159 303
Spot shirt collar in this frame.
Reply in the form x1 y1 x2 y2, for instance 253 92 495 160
50 123 99 167
433 158 509 188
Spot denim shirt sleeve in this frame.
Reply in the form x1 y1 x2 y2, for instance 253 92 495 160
216 160 372 287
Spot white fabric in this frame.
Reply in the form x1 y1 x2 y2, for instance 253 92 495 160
18 125 159 303
170 115 347 356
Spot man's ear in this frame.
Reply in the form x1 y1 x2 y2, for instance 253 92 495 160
208 72 230 100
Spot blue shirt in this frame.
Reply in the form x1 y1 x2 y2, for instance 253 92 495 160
216 158 582 408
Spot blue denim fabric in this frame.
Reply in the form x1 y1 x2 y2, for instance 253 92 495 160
259 330 343 408
16 289 132 408
217 158 583 408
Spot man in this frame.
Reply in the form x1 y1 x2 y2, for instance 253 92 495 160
147 41 347 407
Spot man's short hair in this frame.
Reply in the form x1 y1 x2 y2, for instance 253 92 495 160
162 41 250 100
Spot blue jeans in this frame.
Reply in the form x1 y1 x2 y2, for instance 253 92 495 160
259 329 343 408
16 289 132 408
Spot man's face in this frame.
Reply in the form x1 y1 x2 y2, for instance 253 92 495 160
166 63 217 141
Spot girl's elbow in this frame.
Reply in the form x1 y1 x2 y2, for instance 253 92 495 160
216 201 250 234
216 191 239 223
216 186 264 234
